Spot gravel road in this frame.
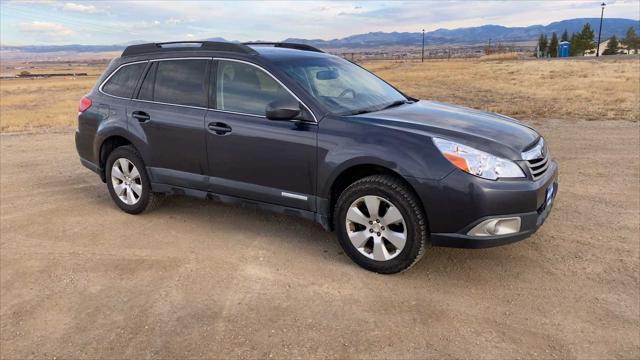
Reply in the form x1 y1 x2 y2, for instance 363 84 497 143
1 119 638 359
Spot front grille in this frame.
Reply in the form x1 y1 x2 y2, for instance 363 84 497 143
526 152 550 180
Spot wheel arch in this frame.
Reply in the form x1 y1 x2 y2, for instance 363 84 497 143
97 135 135 182
325 163 426 231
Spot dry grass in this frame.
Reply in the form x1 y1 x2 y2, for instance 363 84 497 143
0 75 100 132
0 57 638 132
1 61 105 132
479 52 522 61
364 57 640 122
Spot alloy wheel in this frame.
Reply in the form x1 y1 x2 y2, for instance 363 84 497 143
111 158 142 205
345 195 407 261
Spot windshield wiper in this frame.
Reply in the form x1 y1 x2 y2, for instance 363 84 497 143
380 99 411 111
343 99 412 116
342 106 380 116
346 108 377 116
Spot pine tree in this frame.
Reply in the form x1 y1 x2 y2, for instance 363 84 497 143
561 29 569 42
621 27 639 54
569 32 580 56
538 33 548 57
549 32 559 57
603 35 619 55
579 23 596 55
537 34 544 57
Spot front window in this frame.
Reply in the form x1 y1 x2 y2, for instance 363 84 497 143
274 56 408 115
216 60 295 116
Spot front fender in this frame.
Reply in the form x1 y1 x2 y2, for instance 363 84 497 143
317 116 454 199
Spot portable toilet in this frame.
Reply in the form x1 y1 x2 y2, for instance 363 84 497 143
559 41 570 57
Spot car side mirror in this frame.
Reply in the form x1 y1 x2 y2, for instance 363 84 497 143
265 99 301 121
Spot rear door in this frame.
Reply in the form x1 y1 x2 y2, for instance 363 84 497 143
129 58 210 189
204 59 317 211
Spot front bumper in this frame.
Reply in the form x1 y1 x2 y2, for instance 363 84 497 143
408 160 558 249
430 185 556 248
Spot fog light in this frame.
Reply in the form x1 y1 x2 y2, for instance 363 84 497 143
467 217 521 237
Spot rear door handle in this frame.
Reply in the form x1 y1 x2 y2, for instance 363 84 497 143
207 122 232 135
132 111 150 122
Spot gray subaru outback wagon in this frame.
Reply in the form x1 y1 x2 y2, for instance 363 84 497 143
76 41 558 273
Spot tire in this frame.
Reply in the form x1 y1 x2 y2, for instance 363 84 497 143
105 145 163 214
334 175 428 274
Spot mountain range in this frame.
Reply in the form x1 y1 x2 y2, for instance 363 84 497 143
283 18 639 48
2 18 638 53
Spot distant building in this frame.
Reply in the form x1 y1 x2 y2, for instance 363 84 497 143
586 39 639 56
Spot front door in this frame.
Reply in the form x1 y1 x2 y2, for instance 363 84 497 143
205 59 317 211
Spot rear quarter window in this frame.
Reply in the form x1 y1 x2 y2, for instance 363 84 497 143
101 62 146 98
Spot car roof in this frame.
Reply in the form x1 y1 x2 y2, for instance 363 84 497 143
249 45 333 61
118 41 332 64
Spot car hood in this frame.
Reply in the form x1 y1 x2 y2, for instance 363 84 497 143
355 100 540 160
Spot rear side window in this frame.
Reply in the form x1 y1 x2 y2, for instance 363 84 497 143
102 62 146 98
216 60 294 116
144 59 208 107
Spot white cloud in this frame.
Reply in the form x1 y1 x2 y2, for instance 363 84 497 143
3 1 639 44
62 2 99 13
19 21 74 37
186 33 195 38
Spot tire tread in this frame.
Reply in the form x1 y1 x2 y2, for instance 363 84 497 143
334 174 428 273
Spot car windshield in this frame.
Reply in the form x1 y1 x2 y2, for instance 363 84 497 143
274 56 409 116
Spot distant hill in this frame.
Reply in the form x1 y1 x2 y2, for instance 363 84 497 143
286 18 639 48
0 44 124 53
2 17 638 54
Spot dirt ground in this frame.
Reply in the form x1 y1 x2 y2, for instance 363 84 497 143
0 119 639 359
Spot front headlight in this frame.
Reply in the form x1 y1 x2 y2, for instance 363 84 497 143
433 138 525 180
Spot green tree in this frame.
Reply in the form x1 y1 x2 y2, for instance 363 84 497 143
569 32 580 56
538 33 548 57
579 23 596 55
561 29 569 42
603 35 620 55
621 26 639 53
569 23 596 56
549 32 559 57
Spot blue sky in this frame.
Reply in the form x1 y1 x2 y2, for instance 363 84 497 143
1 0 639 45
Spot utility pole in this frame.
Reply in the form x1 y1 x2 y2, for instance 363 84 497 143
596 2 606 57
421 29 425 63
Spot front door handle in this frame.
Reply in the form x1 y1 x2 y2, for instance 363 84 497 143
207 122 232 135
132 111 150 122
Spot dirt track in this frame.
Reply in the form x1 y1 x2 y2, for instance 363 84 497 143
1 119 639 359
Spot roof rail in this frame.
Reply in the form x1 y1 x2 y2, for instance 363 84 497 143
243 42 324 53
121 41 256 57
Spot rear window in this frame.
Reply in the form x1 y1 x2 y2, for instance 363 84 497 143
102 62 146 98
145 59 209 107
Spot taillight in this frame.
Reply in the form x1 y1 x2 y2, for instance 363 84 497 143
78 96 92 113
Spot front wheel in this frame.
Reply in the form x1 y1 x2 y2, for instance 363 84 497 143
105 145 162 214
334 175 428 274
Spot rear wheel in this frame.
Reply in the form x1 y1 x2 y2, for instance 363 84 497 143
105 145 162 214
334 175 428 273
